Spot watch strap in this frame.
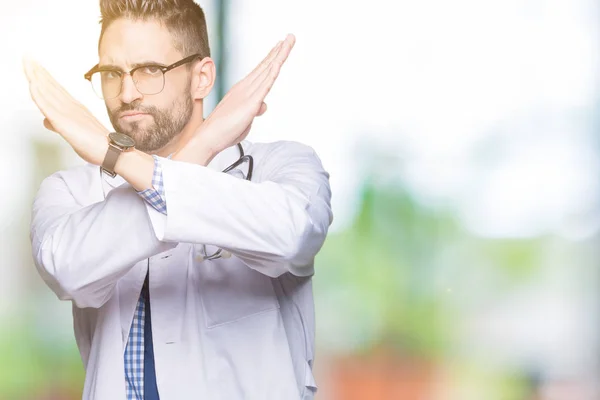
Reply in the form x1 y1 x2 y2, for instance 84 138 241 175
101 143 122 178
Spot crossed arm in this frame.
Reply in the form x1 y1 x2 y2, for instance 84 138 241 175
31 141 332 308
26 35 333 308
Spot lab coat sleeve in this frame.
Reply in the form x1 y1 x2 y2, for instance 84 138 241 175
30 174 176 309
145 141 333 278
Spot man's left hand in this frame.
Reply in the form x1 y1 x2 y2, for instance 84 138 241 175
23 58 110 165
173 34 296 165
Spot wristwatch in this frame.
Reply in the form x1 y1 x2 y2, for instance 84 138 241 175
101 132 136 177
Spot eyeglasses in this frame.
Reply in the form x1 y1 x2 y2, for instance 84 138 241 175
84 54 202 100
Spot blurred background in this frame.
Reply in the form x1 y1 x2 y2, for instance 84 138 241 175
1 0 599 399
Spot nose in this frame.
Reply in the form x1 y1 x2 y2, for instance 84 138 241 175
119 73 143 104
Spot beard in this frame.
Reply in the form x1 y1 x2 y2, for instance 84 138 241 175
107 93 193 153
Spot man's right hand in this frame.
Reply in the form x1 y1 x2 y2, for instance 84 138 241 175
172 34 296 165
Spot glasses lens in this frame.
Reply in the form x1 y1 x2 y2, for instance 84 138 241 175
90 71 121 100
132 67 165 95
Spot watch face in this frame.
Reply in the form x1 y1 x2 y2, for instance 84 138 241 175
109 132 135 148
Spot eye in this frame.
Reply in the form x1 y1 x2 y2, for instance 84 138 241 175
102 70 121 80
140 65 163 75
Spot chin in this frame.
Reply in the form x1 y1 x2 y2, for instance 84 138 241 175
117 124 145 139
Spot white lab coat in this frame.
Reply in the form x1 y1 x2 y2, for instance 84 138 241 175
30 140 333 400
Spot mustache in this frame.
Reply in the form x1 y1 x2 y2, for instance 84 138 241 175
114 102 158 115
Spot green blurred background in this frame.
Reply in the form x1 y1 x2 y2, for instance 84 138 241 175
2 0 600 399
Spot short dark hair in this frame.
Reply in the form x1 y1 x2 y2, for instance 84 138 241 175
99 0 211 59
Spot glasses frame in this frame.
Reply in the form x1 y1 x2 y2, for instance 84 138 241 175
84 54 202 99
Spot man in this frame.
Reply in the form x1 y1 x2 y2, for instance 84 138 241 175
25 0 333 399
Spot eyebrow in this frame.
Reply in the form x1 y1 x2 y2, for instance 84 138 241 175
97 60 168 71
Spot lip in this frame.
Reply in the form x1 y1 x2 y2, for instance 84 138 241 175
119 112 149 121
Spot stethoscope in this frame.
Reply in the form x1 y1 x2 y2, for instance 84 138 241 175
100 142 254 261
200 143 253 261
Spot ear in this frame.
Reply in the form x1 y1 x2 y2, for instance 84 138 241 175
190 57 216 100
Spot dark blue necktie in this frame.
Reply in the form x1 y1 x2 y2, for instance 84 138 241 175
141 272 160 400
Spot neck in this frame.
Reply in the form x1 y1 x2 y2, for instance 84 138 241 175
153 106 204 157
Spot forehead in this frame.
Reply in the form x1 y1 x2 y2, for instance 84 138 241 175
99 18 182 66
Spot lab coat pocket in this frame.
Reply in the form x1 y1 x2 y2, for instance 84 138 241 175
194 253 280 328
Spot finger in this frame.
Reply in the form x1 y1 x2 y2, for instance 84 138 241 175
43 118 57 133
29 76 71 130
248 35 294 86
27 64 60 107
245 41 283 84
28 60 47 85
249 48 283 97
23 58 35 83
29 84 56 124
257 102 267 116
24 59 56 89
219 41 282 104
252 63 282 102
30 90 62 136
29 80 47 113
31 61 71 99
31 61 88 118
29 75 62 116
248 34 295 96
272 34 296 69
27 59 74 107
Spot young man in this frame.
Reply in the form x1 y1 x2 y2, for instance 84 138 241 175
25 0 333 399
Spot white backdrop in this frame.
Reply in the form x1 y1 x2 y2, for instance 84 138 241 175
0 2 599 396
